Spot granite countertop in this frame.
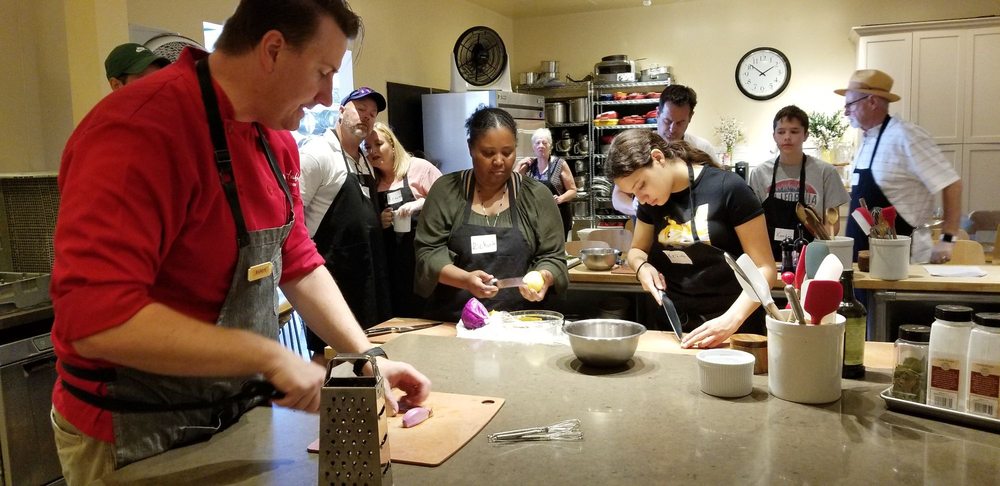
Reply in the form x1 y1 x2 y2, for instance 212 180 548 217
102 334 1000 485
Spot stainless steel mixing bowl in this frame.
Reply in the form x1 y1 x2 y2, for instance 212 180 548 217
563 319 646 367
579 247 621 271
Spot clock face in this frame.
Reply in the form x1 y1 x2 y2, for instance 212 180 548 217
735 47 790 101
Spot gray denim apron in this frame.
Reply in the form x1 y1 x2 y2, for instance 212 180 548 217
60 58 292 467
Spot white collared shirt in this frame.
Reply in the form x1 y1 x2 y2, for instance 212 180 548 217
298 129 358 236
850 116 959 228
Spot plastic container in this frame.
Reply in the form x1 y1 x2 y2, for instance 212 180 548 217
966 312 1000 418
891 324 931 403
927 305 974 411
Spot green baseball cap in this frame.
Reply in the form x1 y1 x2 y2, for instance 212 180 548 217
104 43 170 79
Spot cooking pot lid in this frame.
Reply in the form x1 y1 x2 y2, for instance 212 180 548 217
602 54 628 62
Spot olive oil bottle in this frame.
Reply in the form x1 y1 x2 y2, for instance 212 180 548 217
839 270 866 379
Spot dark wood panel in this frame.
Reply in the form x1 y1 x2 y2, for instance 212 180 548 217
386 82 447 158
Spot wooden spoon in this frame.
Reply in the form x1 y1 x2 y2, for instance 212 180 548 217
825 207 839 226
796 203 831 240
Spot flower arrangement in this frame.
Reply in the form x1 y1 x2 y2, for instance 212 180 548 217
808 111 848 151
714 116 744 158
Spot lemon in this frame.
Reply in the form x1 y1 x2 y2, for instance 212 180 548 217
523 271 544 292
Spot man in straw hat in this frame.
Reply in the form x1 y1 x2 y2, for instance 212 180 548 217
835 69 962 263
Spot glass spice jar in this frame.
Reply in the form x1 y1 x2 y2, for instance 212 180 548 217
892 324 931 403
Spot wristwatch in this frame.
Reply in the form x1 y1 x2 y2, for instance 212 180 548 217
353 346 388 376
940 233 955 243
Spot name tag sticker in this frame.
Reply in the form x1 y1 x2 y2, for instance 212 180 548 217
663 250 693 265
247 262 273 282
360 185 370 199
850 172 860 187
470 234 498 254
773 228 795 242
387 190 403 205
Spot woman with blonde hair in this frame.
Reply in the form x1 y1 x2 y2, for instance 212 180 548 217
366 122 442 316
606 129 774 348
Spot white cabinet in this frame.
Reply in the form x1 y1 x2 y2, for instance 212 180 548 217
855 18 1000 215
912 30 964 143
966 27 1000 143
856 32 911 119
963 144 1000 212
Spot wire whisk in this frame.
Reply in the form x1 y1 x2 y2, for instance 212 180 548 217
487 419 583 443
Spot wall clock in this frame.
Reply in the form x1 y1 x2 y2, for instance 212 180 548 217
735 47 791 101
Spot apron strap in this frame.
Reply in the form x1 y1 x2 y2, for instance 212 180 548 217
197 59 250 248
196 59 291 246
768 154 808 203
60 375 280 413
255 124 293 223
869 115 892 169
687 162 701 243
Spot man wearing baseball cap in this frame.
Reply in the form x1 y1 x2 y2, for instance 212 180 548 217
836 69 962 263
104 43 170 91
298 87 391 361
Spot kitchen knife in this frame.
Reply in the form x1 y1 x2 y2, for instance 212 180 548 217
660 290 684 342
365 322 442 337
490 277 525 289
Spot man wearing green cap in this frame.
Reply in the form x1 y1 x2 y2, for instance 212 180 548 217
104 43 170 91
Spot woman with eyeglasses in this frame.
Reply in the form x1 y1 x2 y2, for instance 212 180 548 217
606 129 775 348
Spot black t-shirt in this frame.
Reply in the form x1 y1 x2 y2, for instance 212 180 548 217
637 165 763 257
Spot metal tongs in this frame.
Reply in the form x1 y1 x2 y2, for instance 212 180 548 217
487 419 583 443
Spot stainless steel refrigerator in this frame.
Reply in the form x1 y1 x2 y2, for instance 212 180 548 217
422 91 545 175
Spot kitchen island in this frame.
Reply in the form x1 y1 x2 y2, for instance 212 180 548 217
572 263 1000 342
101 333 999 485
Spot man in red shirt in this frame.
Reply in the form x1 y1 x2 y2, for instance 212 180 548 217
49 1 430 483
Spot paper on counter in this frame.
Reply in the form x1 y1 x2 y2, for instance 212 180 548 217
922 265 987 277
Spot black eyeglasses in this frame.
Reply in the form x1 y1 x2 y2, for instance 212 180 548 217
844 96 870 110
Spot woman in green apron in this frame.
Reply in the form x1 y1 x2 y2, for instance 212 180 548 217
606 130 775 349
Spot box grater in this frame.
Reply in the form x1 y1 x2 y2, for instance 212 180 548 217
318 353 392 485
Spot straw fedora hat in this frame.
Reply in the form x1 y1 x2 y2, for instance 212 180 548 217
834 69 901 102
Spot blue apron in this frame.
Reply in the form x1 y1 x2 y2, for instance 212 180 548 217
846 115 914 259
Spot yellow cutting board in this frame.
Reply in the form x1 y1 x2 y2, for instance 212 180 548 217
308 392 504 467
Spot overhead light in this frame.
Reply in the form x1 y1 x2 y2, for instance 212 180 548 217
642 0 652 6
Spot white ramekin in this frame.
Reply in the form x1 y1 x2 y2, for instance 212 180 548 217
696 349 755 398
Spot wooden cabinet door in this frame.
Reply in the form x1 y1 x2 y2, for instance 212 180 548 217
912 30 964 144
965 27 1000 143
857 33 912 120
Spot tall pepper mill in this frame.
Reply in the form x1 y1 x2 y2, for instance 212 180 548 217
319 354 392 485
